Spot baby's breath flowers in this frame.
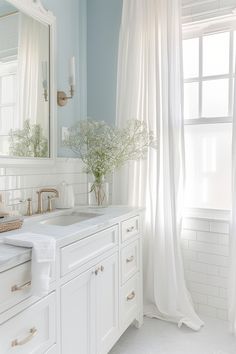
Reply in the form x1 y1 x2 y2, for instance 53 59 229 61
63 119 155 204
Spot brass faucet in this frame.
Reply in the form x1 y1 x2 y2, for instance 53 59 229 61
36 188 59 214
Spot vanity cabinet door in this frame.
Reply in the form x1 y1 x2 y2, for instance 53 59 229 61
96 253 119 354
61 269 96 354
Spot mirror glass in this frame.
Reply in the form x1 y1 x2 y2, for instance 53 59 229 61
0 0 50 158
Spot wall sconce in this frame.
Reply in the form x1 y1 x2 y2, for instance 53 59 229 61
42 61 48 102
57 56 76 107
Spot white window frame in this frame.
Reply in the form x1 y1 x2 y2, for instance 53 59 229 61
182 15 236 219
0 61 17 141
183 14 236 126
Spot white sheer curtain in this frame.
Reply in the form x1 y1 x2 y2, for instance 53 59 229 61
229 78 236 335
113 0 204 330
17 13 48 130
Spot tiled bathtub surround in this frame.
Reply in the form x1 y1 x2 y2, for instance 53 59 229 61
0 158 88 214
181 217 230 320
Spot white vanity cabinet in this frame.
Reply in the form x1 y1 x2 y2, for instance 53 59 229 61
61 266 96 354
0 293 56 354
60 214 142 354
61 252 119 354
0 209 143 354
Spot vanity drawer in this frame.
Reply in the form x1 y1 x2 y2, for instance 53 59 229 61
121 240 139 284
0 261 31 314
121 274 139 329
121 216 140 243
61 225 118 276
0 292 56 354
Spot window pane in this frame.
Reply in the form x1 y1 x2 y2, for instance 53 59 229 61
233 31 236 73
1 75 16 104
183 38 199 79
185 123 232 210
203 32 229 76
184 82 199 119
0 136 10 156
0 107 14 133
202 79 229 117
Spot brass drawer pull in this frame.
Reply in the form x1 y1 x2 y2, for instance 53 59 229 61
11 327 37 347
11 281 31 292
127 291 136 301
126 226 135 233
126 255 134 263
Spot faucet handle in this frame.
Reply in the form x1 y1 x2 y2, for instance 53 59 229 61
47 195 56 212
26 198 33 216
19 198 33 216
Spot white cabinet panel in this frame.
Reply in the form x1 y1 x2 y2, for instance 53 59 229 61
120 274 139 331
61 268 96 354
121 216 140 243
61 226 118 277
61 253 119 354
121 240 139 284
0 293 56 354
0 261 31 314
96 253 119 354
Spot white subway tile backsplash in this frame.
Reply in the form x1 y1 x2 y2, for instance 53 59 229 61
188 240 229 256
182 230 197 240
182 249 197 261
207 296 227 310
186 270 207 284
197 253 229 267
219 288 227 299
188 281 219 297
198 304 217 318
1 158 88 212
189 261 218 276
183 218 210 232
182 215 230 320
191 292 208 305
206 274 228 288
217 309 228 321
218 234 229 245
219 267 229 279
197 231 219 244
210 221 230 234
181 239 189 249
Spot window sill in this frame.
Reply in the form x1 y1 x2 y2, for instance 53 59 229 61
183 208 231 222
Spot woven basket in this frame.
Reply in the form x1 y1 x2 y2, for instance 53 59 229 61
0 219 23 233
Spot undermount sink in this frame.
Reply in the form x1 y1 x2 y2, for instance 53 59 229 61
40 211 100 226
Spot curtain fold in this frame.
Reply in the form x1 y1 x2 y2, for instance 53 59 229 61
113 0 204 330
17 13 48 131
229 71 236 335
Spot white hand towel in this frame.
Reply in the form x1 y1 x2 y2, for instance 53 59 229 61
4 233 56 297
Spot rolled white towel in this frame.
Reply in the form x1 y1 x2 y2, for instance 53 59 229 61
4 233 56 297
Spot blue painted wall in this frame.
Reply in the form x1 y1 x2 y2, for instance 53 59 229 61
87 0 123 125
42 0 87 156
41 0 122 156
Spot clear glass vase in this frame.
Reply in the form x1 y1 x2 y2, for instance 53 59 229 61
88 179 109 207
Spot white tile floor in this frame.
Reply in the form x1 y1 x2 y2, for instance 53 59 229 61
110 317 236 354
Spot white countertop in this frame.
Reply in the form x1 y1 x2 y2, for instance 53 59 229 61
0 206 143 273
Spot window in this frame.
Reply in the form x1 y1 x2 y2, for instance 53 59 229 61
0 61 17 156
183 21 235 211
